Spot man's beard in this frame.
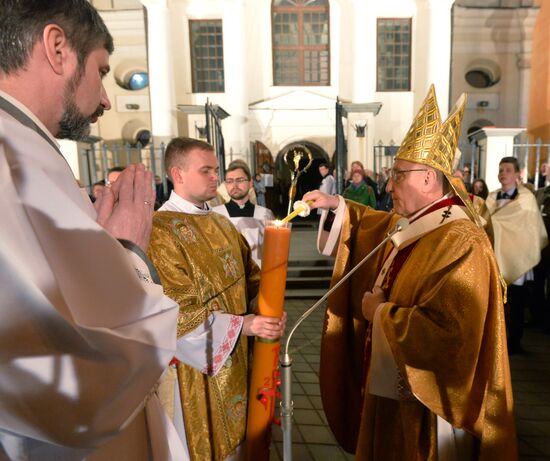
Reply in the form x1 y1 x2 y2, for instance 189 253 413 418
56 98 103 141
56 71 104 141
229 189 249 201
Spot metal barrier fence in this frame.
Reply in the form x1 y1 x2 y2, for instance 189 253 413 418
513 140 550 186
81 141 167 193
374 138 550 186
373 143 399 174
81 138 550 196
467 138 550 184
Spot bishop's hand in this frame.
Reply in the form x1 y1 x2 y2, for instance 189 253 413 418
362 286 387 322
302 190 340 211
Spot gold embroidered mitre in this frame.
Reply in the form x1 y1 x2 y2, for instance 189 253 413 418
433 93 484 227
396 87 483 226
429 93 467 175
395 84 442 167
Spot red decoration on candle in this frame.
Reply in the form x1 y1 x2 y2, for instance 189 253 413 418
246 221 291 461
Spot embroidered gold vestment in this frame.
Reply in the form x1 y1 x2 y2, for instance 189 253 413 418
320 201 516 460
148 211 260 461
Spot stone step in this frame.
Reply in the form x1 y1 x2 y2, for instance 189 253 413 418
285 277 331 290
285 257 333 293
287 267 333 277
288 259 334 270
285 288 327 299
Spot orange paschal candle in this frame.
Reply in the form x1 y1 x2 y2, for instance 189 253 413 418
258 224 291 316
246 221 291 461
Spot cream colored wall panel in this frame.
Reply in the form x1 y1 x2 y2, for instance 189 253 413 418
116 95 151 112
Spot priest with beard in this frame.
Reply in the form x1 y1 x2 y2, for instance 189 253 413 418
213 160 274 267
0 1 179 459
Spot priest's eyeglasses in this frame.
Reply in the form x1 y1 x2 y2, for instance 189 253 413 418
389 168 428 183
225 177 249 185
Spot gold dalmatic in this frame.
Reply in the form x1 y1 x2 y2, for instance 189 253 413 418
148 212 260 461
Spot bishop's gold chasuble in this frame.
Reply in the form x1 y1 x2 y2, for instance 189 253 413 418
149 211 259 461
320 201 516 461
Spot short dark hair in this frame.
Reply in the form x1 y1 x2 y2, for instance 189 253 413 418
226 160 251 180
473 178 489 199
499 156 520 172
0 0 114 75
108 166 124 174
165 137 214 181
319 163 330 169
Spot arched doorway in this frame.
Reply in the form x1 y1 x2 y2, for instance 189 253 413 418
274 141 330 217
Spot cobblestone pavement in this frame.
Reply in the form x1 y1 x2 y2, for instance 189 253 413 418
270 298 550 461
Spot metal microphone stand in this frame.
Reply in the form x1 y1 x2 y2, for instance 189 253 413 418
280 218 409 461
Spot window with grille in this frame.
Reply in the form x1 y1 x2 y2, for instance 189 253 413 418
190 20 225 93
272 0 330 86
377 18 411 92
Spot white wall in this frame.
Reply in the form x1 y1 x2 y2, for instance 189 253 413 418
95 9 151 144
94 0 537 174
451 5 538 156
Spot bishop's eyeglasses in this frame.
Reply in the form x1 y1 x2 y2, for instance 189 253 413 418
388 167 428 183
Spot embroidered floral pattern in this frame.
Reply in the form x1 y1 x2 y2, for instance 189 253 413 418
202 315 242 376
221 252 240 280
134 267 153 284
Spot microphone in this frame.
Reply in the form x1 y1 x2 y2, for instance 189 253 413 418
395 217 409 232
282 216 408 357
280 217 409 461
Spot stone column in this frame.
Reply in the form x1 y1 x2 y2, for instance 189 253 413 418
471 127 525 192
221 0 249 164
140 0 177 145
349 0 377 170
351 0 377 104
517 52 531 128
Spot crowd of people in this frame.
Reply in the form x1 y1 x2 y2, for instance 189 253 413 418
3 2 549 460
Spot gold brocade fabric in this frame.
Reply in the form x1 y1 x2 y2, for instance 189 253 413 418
320 205 398 452
148 211 260 461
484 186 548 284
395 84 443 171
395 85 483 228
320 201 517 461
395 84 467 177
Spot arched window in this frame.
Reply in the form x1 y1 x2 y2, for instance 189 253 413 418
272 0 330 86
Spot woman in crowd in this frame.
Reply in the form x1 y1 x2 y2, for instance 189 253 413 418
473 178 489 199
343 169 376 208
